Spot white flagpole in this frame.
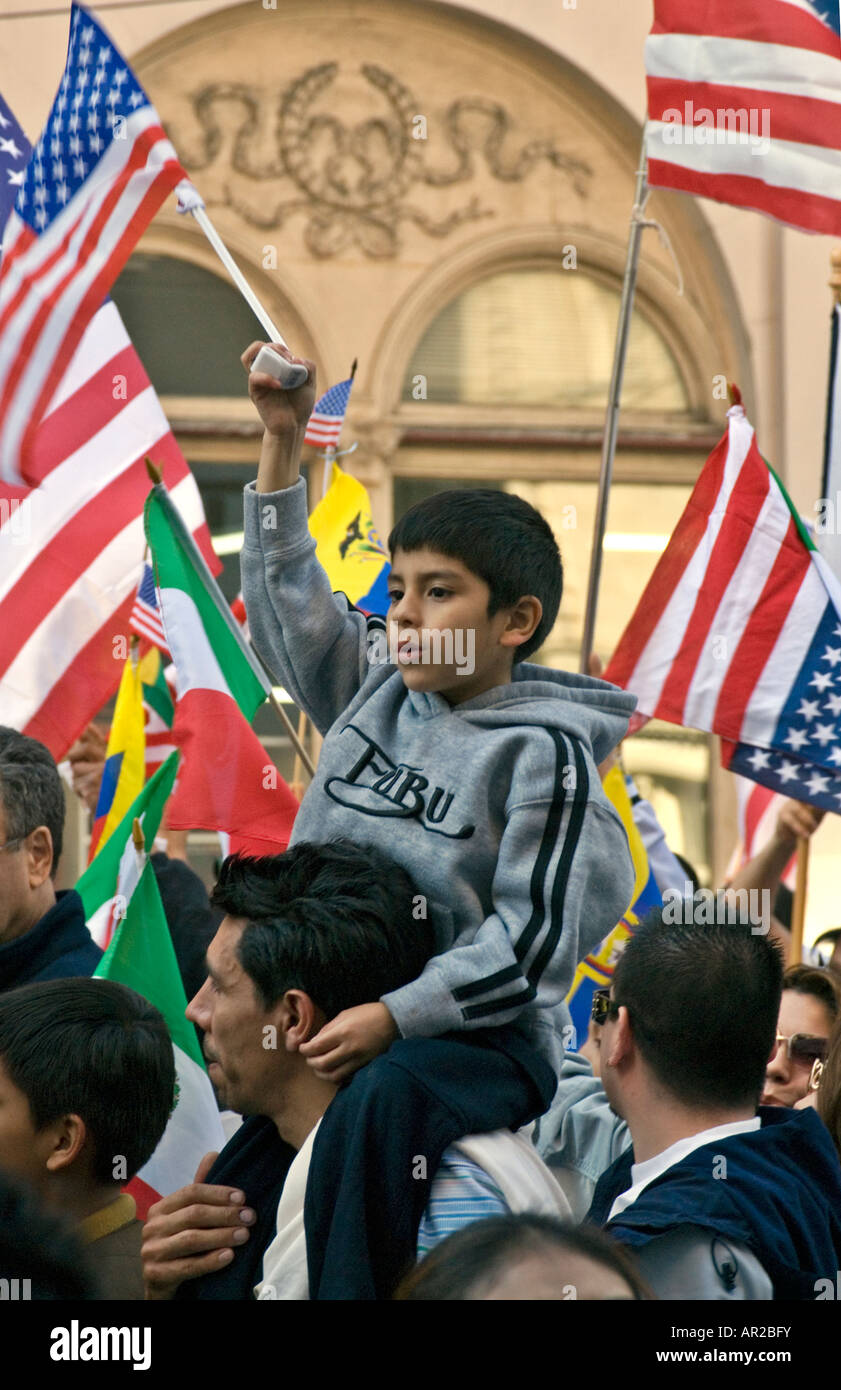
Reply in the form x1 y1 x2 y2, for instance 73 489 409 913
579 133 652 673
175 184 287 345
175 183 304 385
319 359 358 497
321 445 336 500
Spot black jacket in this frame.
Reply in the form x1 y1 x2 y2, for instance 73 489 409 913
587 1106 841 1300
0 889 102 991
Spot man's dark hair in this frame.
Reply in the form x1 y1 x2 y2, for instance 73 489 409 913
782 963 841 1021
210 840 436 1018
0 727 65 875
394 1214 650 1301
0 979 174 1183
612 910 784 1110
387 489 562 662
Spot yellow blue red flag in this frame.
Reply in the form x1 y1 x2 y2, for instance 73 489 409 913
88 644 151 859
309 462 390 615
565 765 662 1049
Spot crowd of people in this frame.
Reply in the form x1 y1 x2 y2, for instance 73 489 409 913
2 342 841 1302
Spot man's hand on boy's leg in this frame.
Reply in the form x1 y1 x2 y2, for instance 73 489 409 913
299 1002 399 1082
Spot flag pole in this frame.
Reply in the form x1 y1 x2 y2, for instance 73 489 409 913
181 198 291 351
580 133 651 674
790 838 809 965
831 248 841 306
321 445 336 500
320 361 358 498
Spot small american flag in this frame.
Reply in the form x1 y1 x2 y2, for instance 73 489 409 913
130 561 170 656
0 2 191 486
645 0 841 236
304 376 355 450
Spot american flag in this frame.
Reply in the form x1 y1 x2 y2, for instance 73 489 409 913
304 376 355 450
0 94 27 228
0 94 218 763
605 396 841 814
130 561 170 656
645 0 841 236
0 2 191 486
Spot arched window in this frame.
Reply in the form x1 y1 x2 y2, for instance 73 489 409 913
401 267 690 411
111 253 262 397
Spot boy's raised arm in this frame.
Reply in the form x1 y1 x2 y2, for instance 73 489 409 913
240 342 382 734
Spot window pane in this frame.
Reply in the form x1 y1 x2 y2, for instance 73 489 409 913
190 461 253 602
402 268 689 410
394 476 503 519
111 254 262 397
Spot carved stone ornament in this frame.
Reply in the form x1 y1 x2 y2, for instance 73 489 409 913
178 63 593 259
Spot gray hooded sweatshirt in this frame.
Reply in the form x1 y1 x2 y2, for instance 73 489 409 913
241 477 637 1072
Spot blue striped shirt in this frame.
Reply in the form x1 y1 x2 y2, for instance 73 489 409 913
417 1147 510 1258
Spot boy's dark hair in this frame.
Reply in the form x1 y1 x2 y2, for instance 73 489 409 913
0 726 65 874
0 978 174 1184
210 840 436 1019
387 489 562 662
612 910 784 1110
782 962 841 1022
394 1214 650 1300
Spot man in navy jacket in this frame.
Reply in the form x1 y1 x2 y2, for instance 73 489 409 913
0 727 101 992
587 908 841 1299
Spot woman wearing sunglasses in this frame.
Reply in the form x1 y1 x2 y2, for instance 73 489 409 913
761 964 840 1108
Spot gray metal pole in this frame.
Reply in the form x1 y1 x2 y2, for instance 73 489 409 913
579 135 650 674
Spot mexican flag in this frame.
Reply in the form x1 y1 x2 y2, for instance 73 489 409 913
94 861 225 1218
144 482 299 855
76 754 225 1217
78 751 179 950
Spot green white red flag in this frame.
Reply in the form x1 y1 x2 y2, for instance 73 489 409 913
144 482 299 855
94 861 225 1217
75 752 225 1217
77 750 178 950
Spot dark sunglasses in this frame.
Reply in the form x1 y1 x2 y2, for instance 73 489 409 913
591 988 619 1026
774 1033 828 1067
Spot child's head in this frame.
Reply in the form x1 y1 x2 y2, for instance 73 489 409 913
386 489 563 702
0 978 174 1207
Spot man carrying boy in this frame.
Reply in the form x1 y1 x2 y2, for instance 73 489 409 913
240 342 637 1296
